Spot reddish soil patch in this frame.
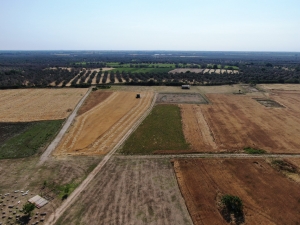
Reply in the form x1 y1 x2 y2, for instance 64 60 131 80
181 92 300 153
173 158 300 225
77 91 112 116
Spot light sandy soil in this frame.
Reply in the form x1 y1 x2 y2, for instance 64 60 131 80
203 69 210 73
174 158 300 225
215 69 221 74
168 68 203 74
193 92 300 153
55 157 192 225
209 69 215 74
0 89 87 122
54 91 154 156
0 156 102 225
258 84 300 91
66 73 80 87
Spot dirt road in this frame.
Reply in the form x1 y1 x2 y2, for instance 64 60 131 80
38 88 92 165
44 93 157 225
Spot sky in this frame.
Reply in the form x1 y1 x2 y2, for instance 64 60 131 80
0 0 300 51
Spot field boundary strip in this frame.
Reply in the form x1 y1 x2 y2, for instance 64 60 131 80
44 93 157 225
38 88 92 165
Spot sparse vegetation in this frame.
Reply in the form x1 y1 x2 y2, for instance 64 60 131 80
244 147 266 154
272 159 298 173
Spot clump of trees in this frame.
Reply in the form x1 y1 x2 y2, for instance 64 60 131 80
219 194 244 224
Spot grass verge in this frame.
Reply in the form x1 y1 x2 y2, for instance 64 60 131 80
120 105 189 154
244 147 266 154
0 120 63 159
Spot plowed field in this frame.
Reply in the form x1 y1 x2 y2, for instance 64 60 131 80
55 91 154 156
174 158 300 225
181 92 300 153
0 89 87 122
56 157 192 225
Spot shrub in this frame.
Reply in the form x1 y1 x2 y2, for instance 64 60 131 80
244 147 266 154
221 195 243 215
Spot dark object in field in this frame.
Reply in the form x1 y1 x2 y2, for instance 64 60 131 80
136 94 140 98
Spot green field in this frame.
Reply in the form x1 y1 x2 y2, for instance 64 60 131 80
120 105 189 154
0 120 63 159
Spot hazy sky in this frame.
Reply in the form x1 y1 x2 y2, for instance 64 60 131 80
1 0 300 51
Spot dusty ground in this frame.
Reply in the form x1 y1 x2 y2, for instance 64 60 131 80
258 83 300 91
156 93 207 104
55 157 192 225
174 158 300 225
54 91 154 156
0 89 87 122
181 92 300 153
0 156 101 225
77 91 113 116
180 104 217 152
168 68 204 74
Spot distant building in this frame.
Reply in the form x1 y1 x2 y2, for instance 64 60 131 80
182 85 190 89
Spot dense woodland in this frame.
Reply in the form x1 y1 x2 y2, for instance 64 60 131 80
0 51 299 88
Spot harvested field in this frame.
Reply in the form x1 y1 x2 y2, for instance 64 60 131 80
0 89 87 122
120 105 189 154
55 91 154 156
174 158 300 225
77 91 113 116
209 69 215 74
168 68 203 74
180 104 217 152
56 157 192 225
181 92 300 153
258 84 300 91
156 93 207 104
203 69 210 73
215 69 221 74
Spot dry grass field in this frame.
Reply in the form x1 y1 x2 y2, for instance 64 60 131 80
0 89 87 122
168 68 204 74
56 157 192 225
181 91 300 153
0 156 101 224
174 158 300 225
258 83 300 91
54 91 154 156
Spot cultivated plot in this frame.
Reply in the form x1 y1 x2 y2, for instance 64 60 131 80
55 91 154 156
56 157 192 225
181 92 300 153
174 158 300 225
0 89 88 122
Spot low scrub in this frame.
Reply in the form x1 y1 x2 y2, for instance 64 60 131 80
120 105 189 154
219 194 244 224
244 147 266 154
272 159 298 173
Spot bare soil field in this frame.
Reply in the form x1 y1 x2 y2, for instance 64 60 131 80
0 89 87 122
0 156 101 224
203 69 210 73
215 69 221 74
156 93 207 104
56 157 192 225
168 68 204 74
181 92 300 153
54 91 154 156
258 83 300 91
77 91 113 116
173 158 300 225
108 84 243 94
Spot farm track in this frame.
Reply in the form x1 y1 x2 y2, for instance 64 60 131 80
38 88 92 165
45 93 157 225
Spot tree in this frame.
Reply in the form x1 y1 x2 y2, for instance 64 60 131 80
23 202 35 215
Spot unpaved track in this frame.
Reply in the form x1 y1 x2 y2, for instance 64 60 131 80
45 93 157 225
38 88 92 165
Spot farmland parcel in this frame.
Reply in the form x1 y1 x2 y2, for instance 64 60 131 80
55 91 154 156
0 89 88 122
174 158 300 225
